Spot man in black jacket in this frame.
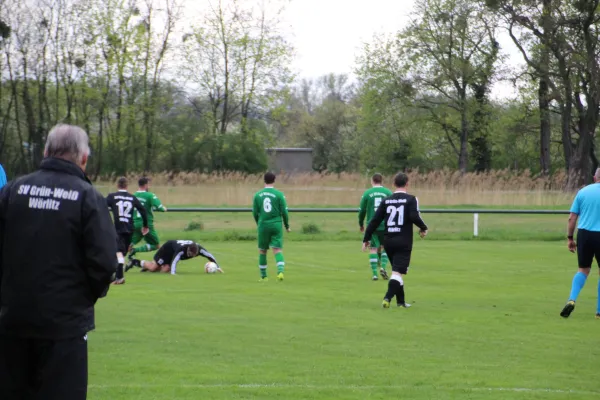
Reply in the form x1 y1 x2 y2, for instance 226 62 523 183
0 124 117 400
363 172 428 309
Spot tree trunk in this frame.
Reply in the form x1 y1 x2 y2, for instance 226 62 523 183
538 72 551 175
458 102 469 173
565 111 595 191
538 0 552 176
469 84 492 172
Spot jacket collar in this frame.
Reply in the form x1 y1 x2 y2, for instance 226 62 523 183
39 157 92 184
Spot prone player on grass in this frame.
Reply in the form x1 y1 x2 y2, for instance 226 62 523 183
127 240 221 275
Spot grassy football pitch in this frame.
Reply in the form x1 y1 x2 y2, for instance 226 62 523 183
90 240 600 400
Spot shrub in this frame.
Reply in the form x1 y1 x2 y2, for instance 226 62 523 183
301 223 321 234
184 221 204 231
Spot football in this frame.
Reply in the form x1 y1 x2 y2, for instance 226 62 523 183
204 262 218 274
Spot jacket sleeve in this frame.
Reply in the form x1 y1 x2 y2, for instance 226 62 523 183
363 198 386 243
409 196 428 231
0 183 12 300
151 194 167 212
358 194 367 228
280 193 289 230
198 244 218 264
82 189 118 300
133 196 149 227
252 194 260 224
170 251 184 275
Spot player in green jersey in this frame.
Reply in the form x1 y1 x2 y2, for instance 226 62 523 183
129 177 167 256
252 172 290 282
359 173 393 280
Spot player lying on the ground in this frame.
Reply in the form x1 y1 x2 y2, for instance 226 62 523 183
126 240 222 275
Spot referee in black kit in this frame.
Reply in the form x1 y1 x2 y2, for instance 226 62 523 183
363 172 428 308
0 124 117 399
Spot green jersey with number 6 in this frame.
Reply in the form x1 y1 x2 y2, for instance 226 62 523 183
253 188 289 229
358 186 393 231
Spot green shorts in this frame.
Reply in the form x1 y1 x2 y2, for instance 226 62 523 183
258 224 283 250
370 231 385 249
131 226 160 247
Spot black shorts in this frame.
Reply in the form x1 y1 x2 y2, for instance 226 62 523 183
383 242 412 275
0 335 88 400
577 229 600 267
116 232 133 254
153 246 174 266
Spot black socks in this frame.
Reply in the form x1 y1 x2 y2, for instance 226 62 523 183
383 279 406 305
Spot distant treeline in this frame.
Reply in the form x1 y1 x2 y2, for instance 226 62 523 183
0 0 598 190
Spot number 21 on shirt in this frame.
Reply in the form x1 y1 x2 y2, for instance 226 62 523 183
387 205 404 226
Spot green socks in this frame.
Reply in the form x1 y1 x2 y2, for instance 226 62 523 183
380 252 389 270
275 252 285 274
133 243 158 253
259 253 267 278
369 254 378 276
259 252 285 277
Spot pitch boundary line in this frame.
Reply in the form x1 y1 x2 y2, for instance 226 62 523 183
88 383 599 395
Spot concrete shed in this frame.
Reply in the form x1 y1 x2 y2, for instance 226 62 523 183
266 148 313 174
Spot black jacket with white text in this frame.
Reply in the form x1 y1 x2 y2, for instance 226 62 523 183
0 157 117 339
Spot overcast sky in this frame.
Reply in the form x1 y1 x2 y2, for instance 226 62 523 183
282 0 414 78
186 0 523 99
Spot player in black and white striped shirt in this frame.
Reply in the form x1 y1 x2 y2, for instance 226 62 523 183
126 240 221 275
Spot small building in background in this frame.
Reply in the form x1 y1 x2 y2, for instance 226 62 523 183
266 148 313 174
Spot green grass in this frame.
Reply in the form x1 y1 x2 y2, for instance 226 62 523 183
90 240 600 400
151 211 569 242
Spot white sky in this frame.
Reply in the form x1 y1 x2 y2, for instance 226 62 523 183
282 0 413 78
184 0 524 99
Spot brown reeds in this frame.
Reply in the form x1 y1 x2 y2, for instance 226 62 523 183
95 170 574 206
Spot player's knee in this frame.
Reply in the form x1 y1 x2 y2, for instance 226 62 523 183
578 267 591 276
391 272 404 283
160 265 170 273
259 249 267 255
272 248 281 254
145 262 159 272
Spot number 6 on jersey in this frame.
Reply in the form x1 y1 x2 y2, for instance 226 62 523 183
263 197 272 212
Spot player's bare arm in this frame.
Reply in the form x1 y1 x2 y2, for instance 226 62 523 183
567 212 578 253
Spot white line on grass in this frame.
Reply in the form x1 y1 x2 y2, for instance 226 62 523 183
87 383 599 395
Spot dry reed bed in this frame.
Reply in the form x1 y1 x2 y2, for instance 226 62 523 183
95 170 574 206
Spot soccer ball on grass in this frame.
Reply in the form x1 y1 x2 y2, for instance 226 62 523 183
204 262 219 274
